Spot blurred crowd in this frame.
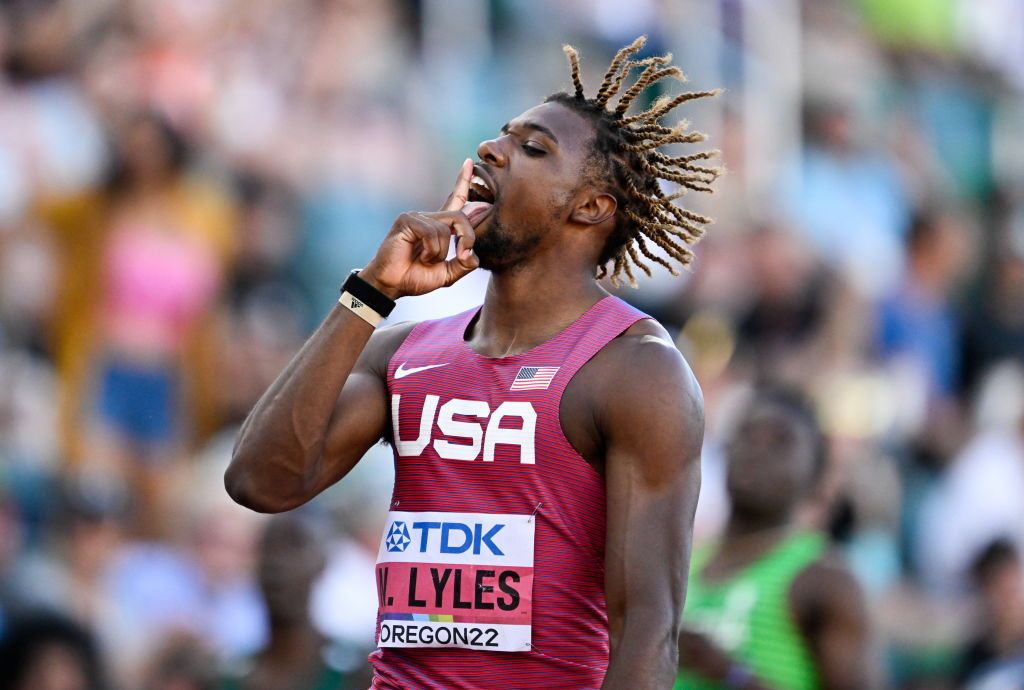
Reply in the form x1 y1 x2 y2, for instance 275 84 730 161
1 0 1024 688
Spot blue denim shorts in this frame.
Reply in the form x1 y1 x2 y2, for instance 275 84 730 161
97 359 178 446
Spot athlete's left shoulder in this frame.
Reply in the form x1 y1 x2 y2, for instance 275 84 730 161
616 313 675 344
605 313 698 385
564 309 704 481
586 311 703 420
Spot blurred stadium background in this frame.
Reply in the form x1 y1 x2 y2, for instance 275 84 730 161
1 0 1024 688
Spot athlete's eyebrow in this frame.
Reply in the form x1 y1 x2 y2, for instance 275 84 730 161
500 120 559 145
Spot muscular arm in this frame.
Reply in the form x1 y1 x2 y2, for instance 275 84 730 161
225 312 410 513
226 161 481 513
588 322 704 689
792 560 875 690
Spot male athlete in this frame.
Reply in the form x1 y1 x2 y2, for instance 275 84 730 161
675 388 874 690
226 37 719 689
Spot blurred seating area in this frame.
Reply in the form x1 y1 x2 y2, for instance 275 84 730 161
1 0 1024 688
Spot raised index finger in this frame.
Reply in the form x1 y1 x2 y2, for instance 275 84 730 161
439 158 473 212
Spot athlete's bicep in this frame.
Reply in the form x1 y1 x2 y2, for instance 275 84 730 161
308 321 415 495
599 332 703 688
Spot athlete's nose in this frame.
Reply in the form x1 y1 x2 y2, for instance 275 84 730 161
476 137 506 168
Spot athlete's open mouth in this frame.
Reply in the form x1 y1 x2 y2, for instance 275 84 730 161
468 166 496 204
463 165 496 225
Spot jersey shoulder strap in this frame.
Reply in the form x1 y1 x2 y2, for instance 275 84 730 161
538 295 652 396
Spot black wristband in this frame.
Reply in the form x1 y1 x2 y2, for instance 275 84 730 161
341 269 397 318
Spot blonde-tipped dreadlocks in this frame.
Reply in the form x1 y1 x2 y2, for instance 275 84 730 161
548 36 722 286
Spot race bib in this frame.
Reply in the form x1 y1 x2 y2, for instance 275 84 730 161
375 510 535 652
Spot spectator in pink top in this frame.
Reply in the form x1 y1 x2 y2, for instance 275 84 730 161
89 112 233 537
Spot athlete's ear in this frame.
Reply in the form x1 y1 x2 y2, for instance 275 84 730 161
570 191 617 227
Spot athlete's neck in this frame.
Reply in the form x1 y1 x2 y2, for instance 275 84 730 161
470 259 606 358
722 509 793 547
701 515 794 579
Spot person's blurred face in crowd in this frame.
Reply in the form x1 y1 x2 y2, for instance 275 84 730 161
750 224 816 302
976 546 1024 638
257 515 326 627
60 482 128 579
805 102 854 153
929 215 971 286
469 101 607 272
907 211 974 291
117 114 184 188
725 394 821 523
191 502 260 586
16 643 91 690
67 514 122 578
820 109 852 152
985 555 1024 613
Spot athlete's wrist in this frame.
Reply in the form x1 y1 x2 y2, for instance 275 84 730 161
338 269 398 327
355 264 401 301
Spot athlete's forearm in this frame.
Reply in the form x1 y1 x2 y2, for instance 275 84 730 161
226 303 376 512
603 610 681 689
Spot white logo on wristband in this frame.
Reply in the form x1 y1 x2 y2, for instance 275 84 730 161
340 291 383 326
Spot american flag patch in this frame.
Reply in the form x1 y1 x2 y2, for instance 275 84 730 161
510 366 560 391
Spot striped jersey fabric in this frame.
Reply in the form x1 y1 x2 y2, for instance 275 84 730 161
369 295 649 689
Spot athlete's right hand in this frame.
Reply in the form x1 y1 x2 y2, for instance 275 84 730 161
360 159 484 299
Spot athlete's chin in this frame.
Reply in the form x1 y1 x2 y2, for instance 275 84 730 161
474 249 507 272
474 239 523 272
471 216 538 272
471 219 508 271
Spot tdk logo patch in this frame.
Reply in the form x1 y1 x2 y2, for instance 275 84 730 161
378 511 533 568
409 521 506 556
385 521 411 553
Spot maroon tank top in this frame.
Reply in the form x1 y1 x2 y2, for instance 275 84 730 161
369 295 649 689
